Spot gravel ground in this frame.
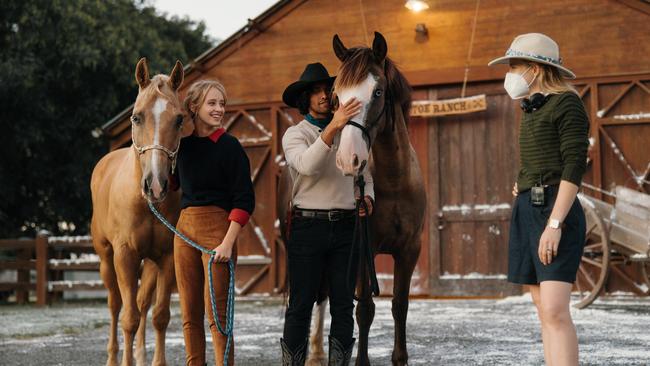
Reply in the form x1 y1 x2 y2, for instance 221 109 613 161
1 294 649 365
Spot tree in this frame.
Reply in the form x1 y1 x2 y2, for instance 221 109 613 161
0 0 215 237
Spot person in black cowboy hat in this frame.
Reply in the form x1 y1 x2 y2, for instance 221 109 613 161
280 62 374 365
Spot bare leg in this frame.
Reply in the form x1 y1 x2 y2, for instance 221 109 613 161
152 254 174 366
540 281 578 366
114 245 142 366
135 259 157 366
390 249 419 366
529 285 553 366
306 299 328 366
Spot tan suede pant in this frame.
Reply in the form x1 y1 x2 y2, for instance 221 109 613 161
174 206 237 366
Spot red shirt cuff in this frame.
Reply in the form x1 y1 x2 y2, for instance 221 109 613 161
229 208 250 227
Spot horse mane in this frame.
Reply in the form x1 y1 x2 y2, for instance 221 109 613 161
384 56 412 122
334 47 412 122
139 74 175 102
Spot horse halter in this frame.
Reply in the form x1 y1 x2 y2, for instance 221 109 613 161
130 115 181 174
344 84 393 152
345 94 392 151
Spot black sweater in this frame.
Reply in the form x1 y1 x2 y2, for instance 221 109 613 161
176 128 255 226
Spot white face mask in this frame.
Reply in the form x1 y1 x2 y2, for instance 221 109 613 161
504 67 534 100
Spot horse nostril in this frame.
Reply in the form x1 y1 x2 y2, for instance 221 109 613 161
352 155 359 168
161 179 168 193
143 179 150 193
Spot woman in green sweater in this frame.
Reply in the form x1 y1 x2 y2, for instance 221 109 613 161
489 33 589 366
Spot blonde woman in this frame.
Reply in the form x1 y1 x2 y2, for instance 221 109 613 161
175 80 255 365
489 33 589 366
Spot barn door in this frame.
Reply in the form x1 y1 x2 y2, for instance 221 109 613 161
428 83 522 296
578 73 650 294
223 106 277 295
580 74 650 195
223 103 305 295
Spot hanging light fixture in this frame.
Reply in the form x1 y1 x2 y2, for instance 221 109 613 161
405 0 430 12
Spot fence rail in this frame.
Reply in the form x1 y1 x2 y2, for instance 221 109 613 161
0 233 100 306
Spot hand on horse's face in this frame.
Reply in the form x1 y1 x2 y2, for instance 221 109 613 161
320 97 362 148
331 97 362 131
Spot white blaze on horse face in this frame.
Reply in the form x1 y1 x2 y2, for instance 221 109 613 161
152 98 168 145
337 73 377 124
149 97 169 199
336 73 377 176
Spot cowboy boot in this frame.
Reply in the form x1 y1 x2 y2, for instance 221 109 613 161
281 338 308 366
328 336 355 366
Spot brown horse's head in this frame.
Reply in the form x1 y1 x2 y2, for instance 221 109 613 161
131 58 190 203
332 32 412 176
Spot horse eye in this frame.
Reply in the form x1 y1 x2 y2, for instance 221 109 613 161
130 114 141 124
175 115 184 127
374 89 383 97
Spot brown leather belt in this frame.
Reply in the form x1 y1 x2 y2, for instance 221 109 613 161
292 208 355 222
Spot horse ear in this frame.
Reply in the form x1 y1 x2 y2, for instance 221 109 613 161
372 32 387 62
333 34 348 61
135 57 150 89
169 60 184 91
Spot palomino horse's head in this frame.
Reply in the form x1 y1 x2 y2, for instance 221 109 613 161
131 58 191 203
332 32 412 177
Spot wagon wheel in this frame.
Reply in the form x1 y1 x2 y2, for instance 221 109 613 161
573 197 611 309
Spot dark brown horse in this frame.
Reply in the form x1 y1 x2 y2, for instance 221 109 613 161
91 58 190 366
278 32 426 366
333 31 426 366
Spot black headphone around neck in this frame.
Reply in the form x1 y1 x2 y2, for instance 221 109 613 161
520 93 551 113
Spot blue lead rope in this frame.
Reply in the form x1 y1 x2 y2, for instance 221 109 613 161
148 201 235 366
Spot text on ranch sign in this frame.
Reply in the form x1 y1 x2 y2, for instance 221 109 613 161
410 94 487 117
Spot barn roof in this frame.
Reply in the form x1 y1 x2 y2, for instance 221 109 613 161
101 0 650 137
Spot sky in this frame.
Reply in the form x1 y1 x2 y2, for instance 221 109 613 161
152 0 279 41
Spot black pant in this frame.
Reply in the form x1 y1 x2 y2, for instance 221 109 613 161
283 215 358 351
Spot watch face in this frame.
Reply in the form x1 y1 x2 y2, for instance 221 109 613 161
549 219 560 229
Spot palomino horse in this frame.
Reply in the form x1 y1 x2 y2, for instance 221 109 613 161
91 58 190 366
332 31 426 366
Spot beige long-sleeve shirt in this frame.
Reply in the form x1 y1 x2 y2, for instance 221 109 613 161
282 120 374 210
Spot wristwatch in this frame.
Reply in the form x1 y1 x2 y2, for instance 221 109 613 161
547 218 562 229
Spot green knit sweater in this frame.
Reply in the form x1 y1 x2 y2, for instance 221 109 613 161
517 92 590 192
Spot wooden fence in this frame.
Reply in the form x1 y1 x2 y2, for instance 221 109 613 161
0 233 101 306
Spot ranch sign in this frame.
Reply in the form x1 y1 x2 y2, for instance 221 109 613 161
410 94 487 117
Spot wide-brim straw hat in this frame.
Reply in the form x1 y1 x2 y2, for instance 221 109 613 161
488 33 575 79
282 62 336 108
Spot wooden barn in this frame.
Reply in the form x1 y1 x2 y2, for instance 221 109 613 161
101 0 650 298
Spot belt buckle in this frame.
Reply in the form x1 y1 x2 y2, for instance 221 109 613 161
328 210 340 221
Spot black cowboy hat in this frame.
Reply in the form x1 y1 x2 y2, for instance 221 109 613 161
282 62 336 108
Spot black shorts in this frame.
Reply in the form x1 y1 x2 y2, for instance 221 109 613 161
508 185 586 285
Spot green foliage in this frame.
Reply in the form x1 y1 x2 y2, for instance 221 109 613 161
0 0 214 237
